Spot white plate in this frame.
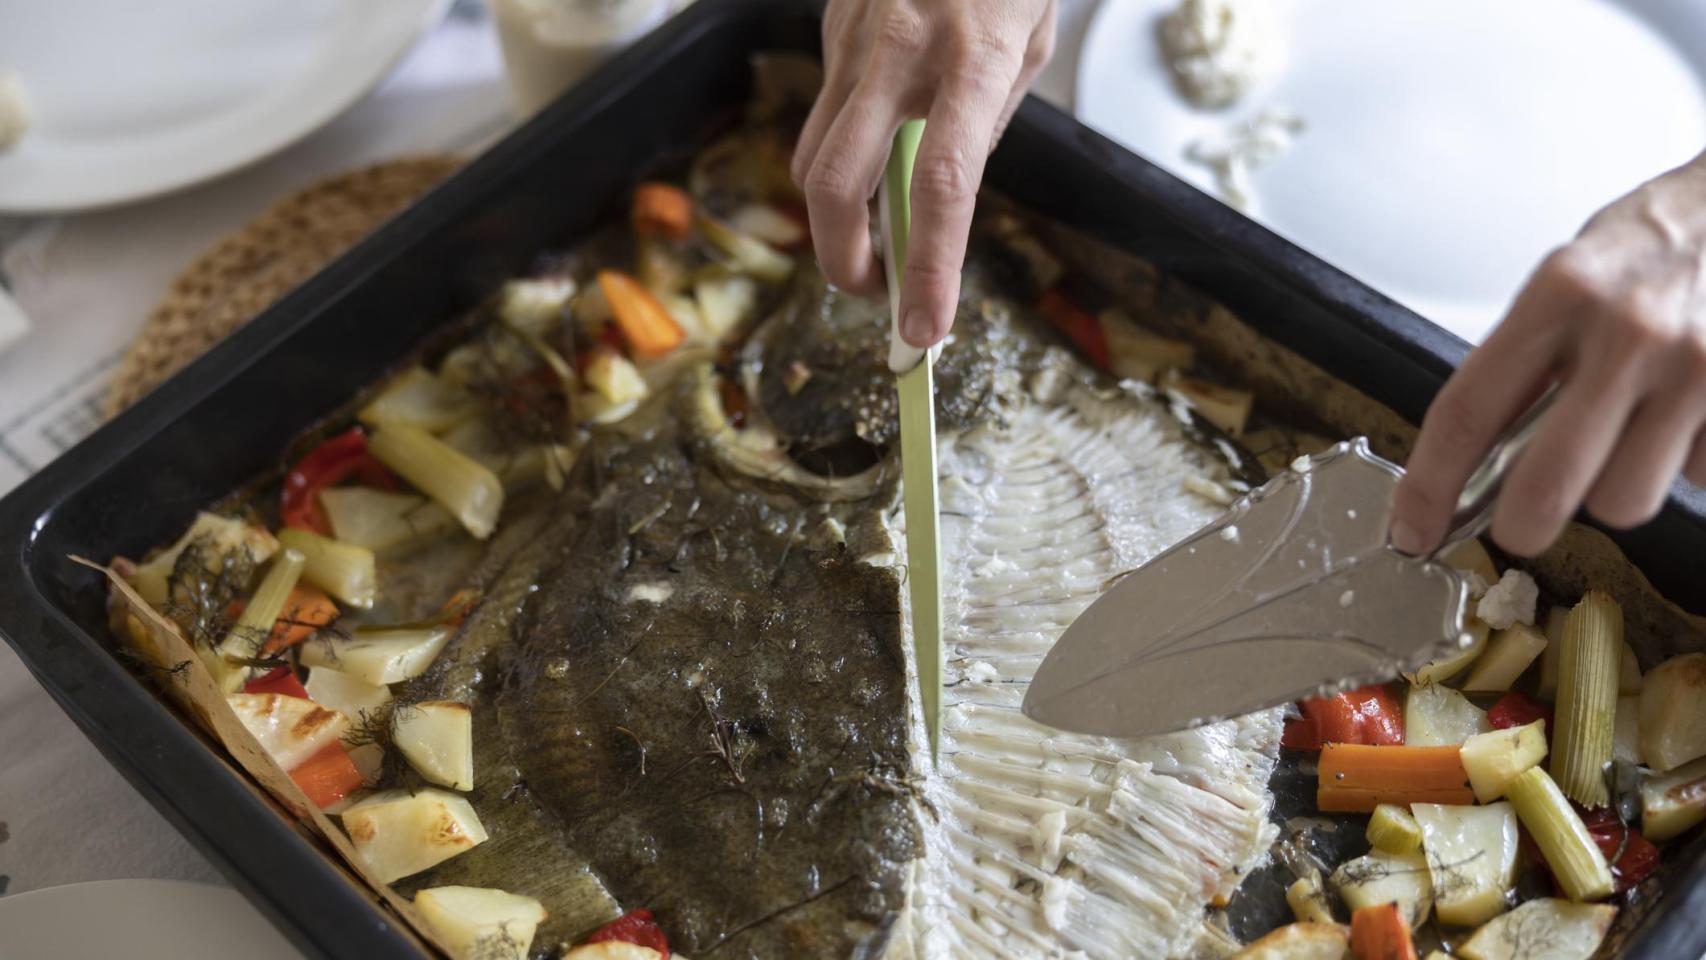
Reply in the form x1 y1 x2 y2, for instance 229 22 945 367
1077 0 1706 343
0 880 304 959
0 0 449 215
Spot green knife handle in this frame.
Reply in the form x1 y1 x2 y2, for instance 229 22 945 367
882 120 926 373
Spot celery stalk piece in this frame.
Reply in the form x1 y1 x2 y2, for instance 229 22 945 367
1552 591 1622 806
277 528 378 610
366 423 505 540
1507 767 1614 901
1284 870 1336 925
216 548 305 660
1366 803 1424 854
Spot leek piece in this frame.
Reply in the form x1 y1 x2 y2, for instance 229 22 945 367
1366 803 1423 854
357 366 476 433
1638 652 1706 771
367 423 505 540
1461 622 1548 693
319 486 456 551
1552 591 1622 806
216 548 305 659
1506 767 1614 902
277 528 378 610
1537 604 1571 700
1640 753 1706 842
1285 870 1336 925
695 212 793 282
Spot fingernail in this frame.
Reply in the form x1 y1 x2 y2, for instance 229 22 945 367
902 308 933 346
1389 519 1425 556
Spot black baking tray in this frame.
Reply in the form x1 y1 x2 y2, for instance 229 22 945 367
2 1 1704 957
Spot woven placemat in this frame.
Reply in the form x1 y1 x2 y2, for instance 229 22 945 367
104 155 464 417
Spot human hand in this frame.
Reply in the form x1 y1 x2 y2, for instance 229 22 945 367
1392 152 1706 557
791 0 1057 348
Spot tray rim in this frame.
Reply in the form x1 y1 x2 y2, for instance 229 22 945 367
1 1 1702 957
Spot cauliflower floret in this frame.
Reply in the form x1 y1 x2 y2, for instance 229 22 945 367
1477 569 1538 630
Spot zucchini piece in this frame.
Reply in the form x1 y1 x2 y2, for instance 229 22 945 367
1461 623 1547 694
1366 803 1423 855
1407 620 1491 686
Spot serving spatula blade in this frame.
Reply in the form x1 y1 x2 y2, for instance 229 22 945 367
1023 439 1474 738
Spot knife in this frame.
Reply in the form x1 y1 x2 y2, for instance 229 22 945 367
881 119 944 759
1023 390 1555 738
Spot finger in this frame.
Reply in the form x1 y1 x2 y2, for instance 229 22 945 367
991 2 1057 147
802 80 903 297
1489 330 1649 556
1584 387 1706 528
1687 429 1706 486
792 70 855 190
898 66 1017 346
1389 272 1573 554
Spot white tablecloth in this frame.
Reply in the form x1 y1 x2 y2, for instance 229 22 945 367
0 0 1099 905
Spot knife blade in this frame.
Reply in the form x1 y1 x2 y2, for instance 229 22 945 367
1023 392 1554 738
881 120 944 759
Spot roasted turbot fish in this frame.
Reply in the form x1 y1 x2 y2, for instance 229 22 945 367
396 247 1283 958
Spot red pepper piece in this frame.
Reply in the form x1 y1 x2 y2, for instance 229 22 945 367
1347 684 1406 746
1288 684 1404 750
1577 805 1660 893
244 666 310 700
1282 713 1321 751
1036 288 1111 369
279 427 397 535
1488 691 1555 742
584 909 670 958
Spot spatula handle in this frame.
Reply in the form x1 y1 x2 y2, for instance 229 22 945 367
1434 386 1559 556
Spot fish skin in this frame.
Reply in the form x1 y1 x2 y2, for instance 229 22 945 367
397 251 1282 957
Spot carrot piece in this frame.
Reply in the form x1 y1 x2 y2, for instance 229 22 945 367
598 269 685 358
1350 902 1418 960
290 743 365 809
1317 744 1475 812
632 182 693 240
264 586 339 654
